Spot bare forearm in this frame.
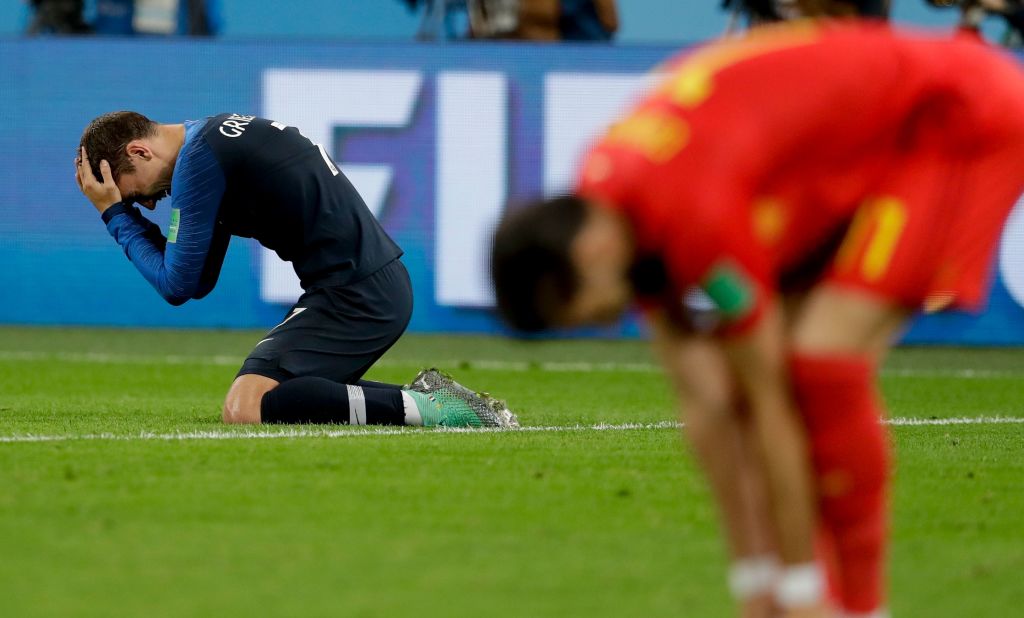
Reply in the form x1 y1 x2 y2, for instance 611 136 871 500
721 305 818 565
748 396 817 563
649 314 776 559
685 404 777 559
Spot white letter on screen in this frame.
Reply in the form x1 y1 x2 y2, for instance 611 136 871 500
999 196 1024 310
544 72 657 196
435 72 507 307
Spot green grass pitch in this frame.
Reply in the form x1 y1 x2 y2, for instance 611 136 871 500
1 326 1022 617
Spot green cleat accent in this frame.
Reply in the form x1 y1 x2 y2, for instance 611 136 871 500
404 368 519 428
403 388 484 428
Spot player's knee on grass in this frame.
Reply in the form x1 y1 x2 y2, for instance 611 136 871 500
223 374 279 424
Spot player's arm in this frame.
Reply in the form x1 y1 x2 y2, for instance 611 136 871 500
191 221 231 300
718 300 816 558
659 197 823 609
700 264 824 612
647 306 788 610
79 141 227 305
126 204 168 252
645 306 708 393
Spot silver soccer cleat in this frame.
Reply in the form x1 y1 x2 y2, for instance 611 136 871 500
405 368 520 428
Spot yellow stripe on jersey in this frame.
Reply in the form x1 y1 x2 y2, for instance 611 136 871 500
835 196 908 282
661 21 821 108
604 112 690 163
861 197 907 282
751 197 788 246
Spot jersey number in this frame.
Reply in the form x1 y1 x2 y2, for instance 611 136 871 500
835 197 908 282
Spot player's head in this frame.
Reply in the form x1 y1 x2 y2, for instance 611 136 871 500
490 195 634 333
78 111 172 210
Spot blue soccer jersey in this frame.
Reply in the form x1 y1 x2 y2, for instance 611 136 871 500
102 114 401 304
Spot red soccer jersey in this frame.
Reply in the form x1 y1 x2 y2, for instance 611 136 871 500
577 22 1024 334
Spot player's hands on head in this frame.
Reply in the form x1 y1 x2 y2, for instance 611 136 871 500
75 146 122 214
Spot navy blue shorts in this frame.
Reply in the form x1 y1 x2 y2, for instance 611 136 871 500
238 259 413 384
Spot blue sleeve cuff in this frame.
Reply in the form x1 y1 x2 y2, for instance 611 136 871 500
101 202 131 225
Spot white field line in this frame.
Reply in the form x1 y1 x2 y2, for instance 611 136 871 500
1 350 1022 379
0 417 1021 445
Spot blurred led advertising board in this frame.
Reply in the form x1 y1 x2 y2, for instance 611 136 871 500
1 37 1023 343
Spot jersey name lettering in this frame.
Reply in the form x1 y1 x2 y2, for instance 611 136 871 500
218 114 256 138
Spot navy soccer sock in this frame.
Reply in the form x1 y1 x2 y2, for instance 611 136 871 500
261 376 406 425
355 379 403 391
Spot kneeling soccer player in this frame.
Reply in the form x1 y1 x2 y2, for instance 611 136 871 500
76 112 517 429
491 23 1024 617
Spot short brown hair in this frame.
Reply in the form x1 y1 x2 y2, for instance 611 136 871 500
78 111 157 183
490 195 589 333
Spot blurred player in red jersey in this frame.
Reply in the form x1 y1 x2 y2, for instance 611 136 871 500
491 22 1024 618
